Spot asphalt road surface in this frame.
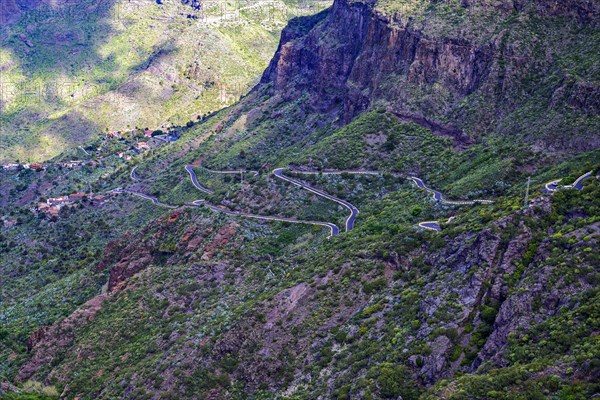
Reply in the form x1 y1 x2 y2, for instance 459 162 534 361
572 171 593 190
203 203 340 237
185 165 215 194
544 179 562 192
123 189 177 209
273 168 359 231
184 166 340 237
544 171 592 192
418 221 441 231
410 177 493 205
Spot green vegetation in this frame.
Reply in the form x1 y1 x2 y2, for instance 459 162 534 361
3 102 597 398
0 0 332 162
1 0 599 398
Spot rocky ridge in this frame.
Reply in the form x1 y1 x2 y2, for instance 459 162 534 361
261 0 600 149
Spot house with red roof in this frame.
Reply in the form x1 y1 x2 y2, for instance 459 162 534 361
137 142 151 151
69 192 87 202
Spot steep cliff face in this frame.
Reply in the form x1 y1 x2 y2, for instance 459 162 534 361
261 0 600 149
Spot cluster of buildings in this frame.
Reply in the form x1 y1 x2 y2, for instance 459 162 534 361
4 127 182 175
136 142 151 151
4 127 185 219
37 192 112 218
2 160 98 171
105 128 180 158
61 160 95 168
2 163 44 171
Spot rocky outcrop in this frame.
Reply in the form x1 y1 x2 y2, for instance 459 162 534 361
0 0 44 26
17 294 110 382
26 326 50 352
260 0 497 144
16 213 243 388
108 245 154 292
0 0 20 26
410 198 596 382
12 191 597 398
528 0 600 22
260 0 600 149
95 233 132 273
201 223 239 261
211 270 366 391
453 0 599 22
0 0 76 28
477 221 598 367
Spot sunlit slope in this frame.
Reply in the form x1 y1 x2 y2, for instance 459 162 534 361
0 0 331 162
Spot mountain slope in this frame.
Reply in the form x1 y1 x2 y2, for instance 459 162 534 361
0 0 599 399
261 0 600 150
0 0 330 163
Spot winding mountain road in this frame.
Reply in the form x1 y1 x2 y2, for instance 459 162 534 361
130 166 142 181
409 177 495 232
201 165 259 177
122 163 594 238
281 169 485 233
415 171 594 232
288 169 383 177
544 171 592 193
185 167 340 237
545 179 562 192
410 177 493 205
411 177 443 201
127 165 342 237
123 189 177 209
273 168 359 231
418 221 442 231
126 163 502 237
185 165 215 194
203 203 339 237
571 171 593 190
